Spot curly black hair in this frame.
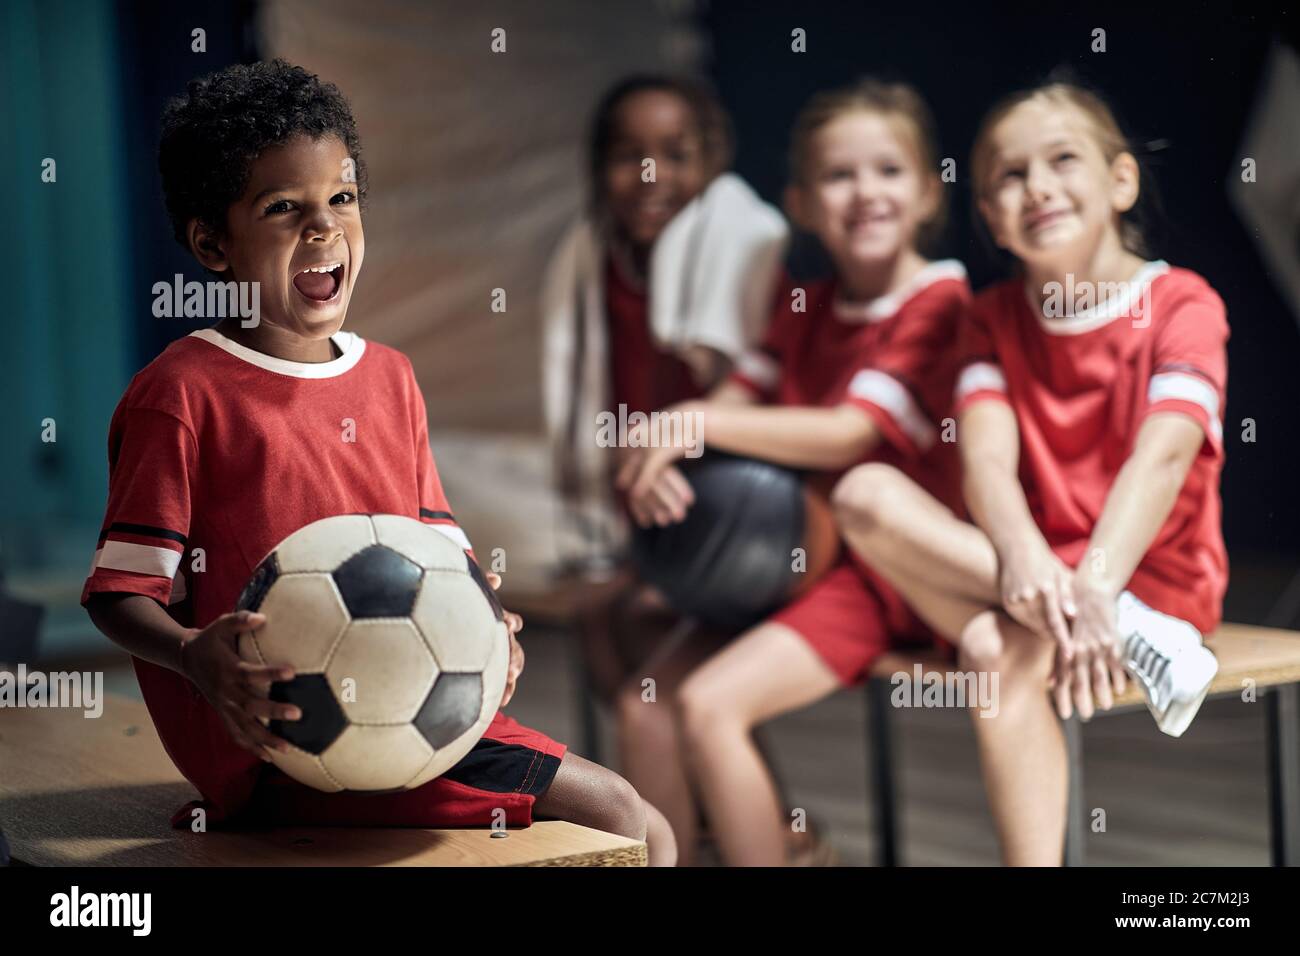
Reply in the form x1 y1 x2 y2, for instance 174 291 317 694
158 59 368 249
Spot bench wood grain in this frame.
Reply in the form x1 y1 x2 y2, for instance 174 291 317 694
0 692 646 867
871 622 1300 709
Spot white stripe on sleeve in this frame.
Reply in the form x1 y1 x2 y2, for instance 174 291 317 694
92 541 183 578
430 523 473 552
734 350 780 391
954 361 1007 402
1147 371 1223 441
847 369 937 451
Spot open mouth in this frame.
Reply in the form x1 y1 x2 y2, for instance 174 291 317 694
291 262 344 303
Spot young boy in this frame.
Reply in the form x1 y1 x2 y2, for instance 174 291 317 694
81 59 673 864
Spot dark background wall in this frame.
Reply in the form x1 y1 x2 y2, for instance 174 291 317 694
7 0 1296 607
703 2 1300 567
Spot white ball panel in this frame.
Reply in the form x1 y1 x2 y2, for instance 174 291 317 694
249 573 350 673
323 723 433 791
478 619 510 728
275 514 376 574
411 571 501 671
326 618 438 724
371 515 467 571
269 745 346 793
237 627 266 666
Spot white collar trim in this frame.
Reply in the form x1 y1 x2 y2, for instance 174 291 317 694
832 259 968 324
1027 260 1170 335
189 328 365 378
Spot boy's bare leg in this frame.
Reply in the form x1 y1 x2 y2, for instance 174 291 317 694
832 463 1067 866
533 751 677 866
677 622 841 866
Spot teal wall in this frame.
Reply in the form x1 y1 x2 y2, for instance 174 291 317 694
2 0 133 574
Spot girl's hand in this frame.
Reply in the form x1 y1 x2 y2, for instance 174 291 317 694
1054 575 1127 721
999 538 1077 647
487 571 525 708
624 463 695 527
179 610 298 761
613 401 702 516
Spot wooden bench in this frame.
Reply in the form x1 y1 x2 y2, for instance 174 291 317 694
503 576 1300 865
0 692 646 867
867 622 1300 866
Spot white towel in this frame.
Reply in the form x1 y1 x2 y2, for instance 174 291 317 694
540 172 788 573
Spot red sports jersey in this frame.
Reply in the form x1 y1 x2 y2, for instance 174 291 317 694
953 261 1229 633
80 328 511 825
605 254 703 415
729 259 970 506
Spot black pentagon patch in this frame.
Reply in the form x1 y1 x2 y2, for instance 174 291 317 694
268 674 347 754
414 673 482 750
236 552 279 613
332 545 421 618
464 553 505 622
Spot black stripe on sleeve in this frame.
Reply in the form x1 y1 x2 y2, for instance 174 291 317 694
419 508 456 522
98 522 188 545
1153 363 1218 387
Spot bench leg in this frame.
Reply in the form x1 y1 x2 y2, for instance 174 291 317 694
1267 682 1300 866
866 679 900 867
1063 715 1086 867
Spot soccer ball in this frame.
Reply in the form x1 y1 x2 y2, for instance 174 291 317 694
234 513 509 792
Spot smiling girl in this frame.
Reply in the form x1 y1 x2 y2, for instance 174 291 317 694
617 78 970 865
831 80 1227 865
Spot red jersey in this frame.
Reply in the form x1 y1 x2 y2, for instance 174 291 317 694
953 261 1229 633
604 255 703 415
729 259 970 507
80 327 471 823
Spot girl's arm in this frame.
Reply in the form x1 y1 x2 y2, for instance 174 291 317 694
1072 412 1204 598
684 400 881 471
960 400 1076 644
1063 412 1206 718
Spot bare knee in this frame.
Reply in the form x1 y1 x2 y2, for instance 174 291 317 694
676 670 746 749
615 677 672 741
959 612 1053 695
588 768 648 841
831 463 909 538
958 611 1005 673
536 753 647 840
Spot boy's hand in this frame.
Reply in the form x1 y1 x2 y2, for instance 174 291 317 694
179 610 299 761
486 572 525 708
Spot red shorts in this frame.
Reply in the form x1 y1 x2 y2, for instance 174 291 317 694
232 712 567 829
771 556 952 687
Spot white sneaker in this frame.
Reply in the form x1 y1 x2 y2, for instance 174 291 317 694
1116 592 1219 738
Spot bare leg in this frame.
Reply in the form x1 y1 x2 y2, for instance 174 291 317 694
961 611 1067 866
614 621 724 866
533 750 677 866
832 462 1001 607
677 622 842 866
832 463 1067 866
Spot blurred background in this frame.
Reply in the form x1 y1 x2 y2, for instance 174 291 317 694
3 0 1298 864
